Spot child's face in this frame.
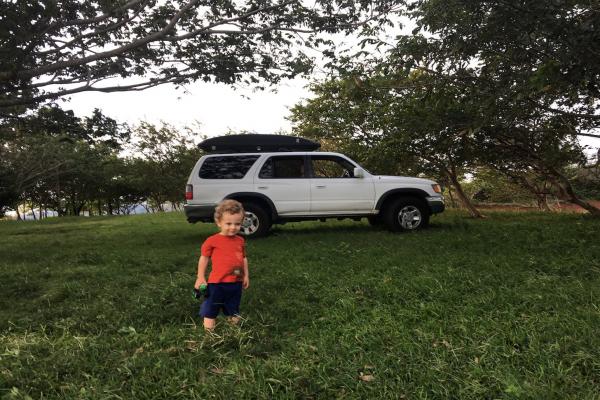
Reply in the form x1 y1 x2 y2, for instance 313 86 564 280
216 212 244 236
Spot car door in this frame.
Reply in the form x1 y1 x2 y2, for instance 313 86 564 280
254 155 311 215
308 155 375 213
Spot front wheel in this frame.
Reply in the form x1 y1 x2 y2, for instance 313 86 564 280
383 197 430 232
240 202 271 238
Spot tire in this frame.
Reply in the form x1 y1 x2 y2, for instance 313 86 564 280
240 202 272 238
367 215 382 226
383 197 430 232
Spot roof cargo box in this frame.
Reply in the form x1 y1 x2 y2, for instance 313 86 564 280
199 134 320 153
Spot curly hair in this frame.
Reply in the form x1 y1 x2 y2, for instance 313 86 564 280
214 199 245 222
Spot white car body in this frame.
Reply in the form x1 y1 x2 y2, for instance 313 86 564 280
185 151 444 236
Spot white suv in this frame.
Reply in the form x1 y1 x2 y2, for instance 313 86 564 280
184 135 444 237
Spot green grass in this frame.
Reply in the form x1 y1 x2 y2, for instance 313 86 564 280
1 211 599 399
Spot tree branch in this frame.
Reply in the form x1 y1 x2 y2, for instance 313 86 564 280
0 71 210 107
528 98 600 122
577 132 600 139
165 0 298 41
15 0 202 80
1 1 394 110
35 5 146 57
43 0 147 33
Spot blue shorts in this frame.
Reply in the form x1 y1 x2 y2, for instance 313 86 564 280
200 282 243 319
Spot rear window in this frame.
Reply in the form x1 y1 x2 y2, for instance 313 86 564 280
199 155 260 179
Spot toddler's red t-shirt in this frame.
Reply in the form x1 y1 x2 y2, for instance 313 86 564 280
201 234 246 283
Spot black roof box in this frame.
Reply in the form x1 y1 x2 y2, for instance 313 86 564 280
199 134 320 153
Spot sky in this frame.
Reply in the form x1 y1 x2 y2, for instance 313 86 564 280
64 78 599 158
65 77 313 140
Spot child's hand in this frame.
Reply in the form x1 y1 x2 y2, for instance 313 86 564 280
194 277 207 289
242 275 250 289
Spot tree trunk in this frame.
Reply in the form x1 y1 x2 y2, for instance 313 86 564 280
562 191 600 215
444 167 485 218
73 202 85 216
446 186 457 208
534 194 551 211
518 177 551 212
550 166 600 216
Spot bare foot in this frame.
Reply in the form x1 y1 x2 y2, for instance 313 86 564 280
203 317 216 331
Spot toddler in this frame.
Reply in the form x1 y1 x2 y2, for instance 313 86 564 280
194 199 249 330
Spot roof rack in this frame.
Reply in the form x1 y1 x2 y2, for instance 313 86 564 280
198 134 320 153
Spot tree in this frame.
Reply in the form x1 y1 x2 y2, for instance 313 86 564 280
0 106 130 217
570 163 600 201
400 0 600 138
290 72 487 217
0 129 67 218
130 121 202 211
474 104 596 213
0 0 397 112
92 157 147 216
290 78 409 176
9 106 130 149
463 167 548 208
343 0 600 214
42 141 122 216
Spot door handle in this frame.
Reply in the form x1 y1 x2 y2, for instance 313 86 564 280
315 185 326 189
257 186 268 189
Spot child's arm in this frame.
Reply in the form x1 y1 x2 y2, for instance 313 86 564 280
194 255 209 289
242 257 249 289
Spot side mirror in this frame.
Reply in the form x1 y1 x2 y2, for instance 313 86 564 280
354 167 365 178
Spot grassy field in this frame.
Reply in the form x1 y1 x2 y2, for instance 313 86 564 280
1 211 599 399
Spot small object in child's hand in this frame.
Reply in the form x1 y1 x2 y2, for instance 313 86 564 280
232 268 242 276
193 284 208 299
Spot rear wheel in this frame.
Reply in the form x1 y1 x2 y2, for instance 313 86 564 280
240 202 271 238
383 197 430 232
367 215 382 226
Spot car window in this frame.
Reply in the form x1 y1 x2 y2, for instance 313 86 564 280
311 156 355 178
259 156 305 179
199 155 260 179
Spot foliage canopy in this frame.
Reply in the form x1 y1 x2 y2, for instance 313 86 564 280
0 106 200 218
0 0 396 112
398 0 600 138
292 0 600 215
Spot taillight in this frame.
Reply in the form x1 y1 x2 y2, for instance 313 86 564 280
185 184 193 200
432 184 442 193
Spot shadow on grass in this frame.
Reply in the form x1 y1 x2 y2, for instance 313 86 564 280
268 223 375 236
265 220 456 237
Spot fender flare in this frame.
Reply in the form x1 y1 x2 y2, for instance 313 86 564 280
375 188 430 211
224 192 278 220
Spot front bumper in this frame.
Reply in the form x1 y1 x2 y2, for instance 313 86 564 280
426 196 445 214
184 204 215 223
